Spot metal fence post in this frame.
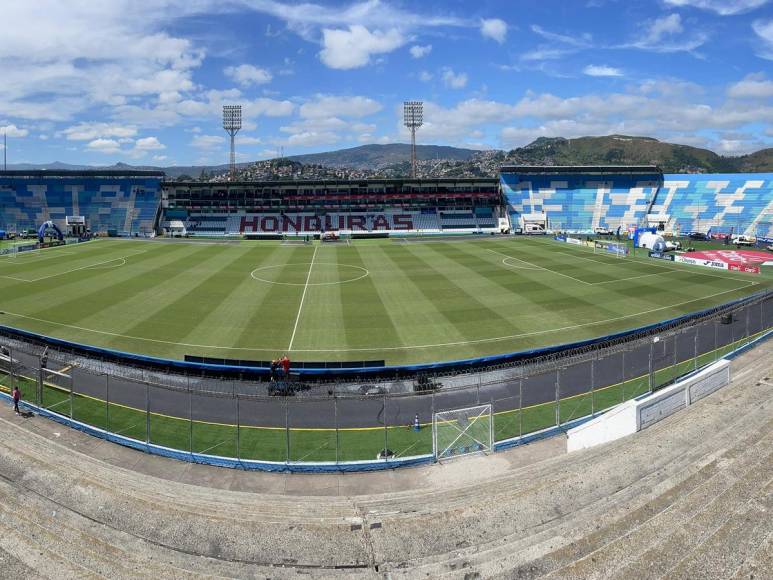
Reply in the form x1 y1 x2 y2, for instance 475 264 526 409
145 383 150 446
554 369 560 426
383 394 388 460
69 373 73 420
285 399 290 464
745 305 750 340
518 376 523 438
590 358 595 416
105 374 110 436
236 394 241 462
621 349 626 402
714 320 719 361
8 346 16 394
693 329 698 370
334 396 339 464
648 341 654 392
188 387 193 455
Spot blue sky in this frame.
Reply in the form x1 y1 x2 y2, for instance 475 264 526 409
0 0 772 166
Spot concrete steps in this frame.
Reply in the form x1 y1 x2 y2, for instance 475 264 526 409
0 339 769 578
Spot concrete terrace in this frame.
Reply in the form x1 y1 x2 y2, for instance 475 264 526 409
0 340 770 578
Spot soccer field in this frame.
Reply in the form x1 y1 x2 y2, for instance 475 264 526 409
0 237 768 365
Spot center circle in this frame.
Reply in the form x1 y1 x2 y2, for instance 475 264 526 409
250 262 370 286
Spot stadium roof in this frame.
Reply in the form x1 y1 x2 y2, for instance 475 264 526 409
500 165 661 174
0 170 166 178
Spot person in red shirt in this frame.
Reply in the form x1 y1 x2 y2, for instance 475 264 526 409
281 355 291 377
12 386 21 415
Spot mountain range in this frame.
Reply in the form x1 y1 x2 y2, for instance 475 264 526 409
3 136 771 176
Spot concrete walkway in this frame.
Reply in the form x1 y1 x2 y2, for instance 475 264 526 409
0 340 770 578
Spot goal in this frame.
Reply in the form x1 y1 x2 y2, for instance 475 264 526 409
433 404 493 460
594 240 629 258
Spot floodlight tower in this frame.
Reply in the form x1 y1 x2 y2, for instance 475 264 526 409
222 105 242 178
403 101 423 178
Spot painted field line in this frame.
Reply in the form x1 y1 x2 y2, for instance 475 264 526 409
592 270 684 285
3 330 764 433
0 280 760 354
8 252 143 283
0 241 103 264
520 236 756 284
288 243 318 351
485 248 593 285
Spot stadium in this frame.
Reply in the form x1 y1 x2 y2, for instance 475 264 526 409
1 161 772 578
0 164 771 468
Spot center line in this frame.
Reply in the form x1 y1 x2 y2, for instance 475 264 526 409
288 243 318 351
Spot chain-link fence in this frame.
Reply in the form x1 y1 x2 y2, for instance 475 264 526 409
0 291 770 468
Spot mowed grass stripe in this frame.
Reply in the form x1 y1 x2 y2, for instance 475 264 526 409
285 243 349 354
25 244 204 329
180 244 296 355
338 244 402 354
444 240 628 330
232 245 312 355
402 243 521 357
120 245 258 346
1 244 193 340
0 241 114 276
358 244 470 350
0 242 143 286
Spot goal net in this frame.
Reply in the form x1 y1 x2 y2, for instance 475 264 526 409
593 240 629 258
433 404 493 460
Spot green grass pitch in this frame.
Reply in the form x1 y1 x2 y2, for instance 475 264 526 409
0 236 768 365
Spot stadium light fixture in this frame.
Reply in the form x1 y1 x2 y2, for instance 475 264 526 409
222 105 242 178
403 101 423 179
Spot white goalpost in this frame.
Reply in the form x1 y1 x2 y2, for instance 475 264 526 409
433 404 493 460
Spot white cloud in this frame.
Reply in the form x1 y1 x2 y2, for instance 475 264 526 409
134 136 165 150
752 19 773 59
442 68 468 89
191 134 226 149
662 0 769 15
86 138 122 154
224 64 272 87
61 123 137 141
299 95 382 118
0 1 208 122
583 64 623 77
0 124 29 137
480 19 508 44
152 155 168 162
418 71 433 82
629 14 708 53
319 25 406 69
531 25 592 48
728 73 773 98
239 136 263 145
409 44 432 59
284 131 341 147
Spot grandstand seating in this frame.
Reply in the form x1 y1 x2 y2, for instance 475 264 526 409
501 171 660 232
501 170 773 237
0 173 163 235
654 174 773 238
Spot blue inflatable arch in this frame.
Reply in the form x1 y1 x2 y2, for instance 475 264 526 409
38 220 64 243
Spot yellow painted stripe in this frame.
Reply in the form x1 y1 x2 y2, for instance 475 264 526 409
0 330 767 432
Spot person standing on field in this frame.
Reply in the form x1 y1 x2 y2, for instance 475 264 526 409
12 386 21 415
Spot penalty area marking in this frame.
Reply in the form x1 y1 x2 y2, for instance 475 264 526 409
250 262 369 286
0 253 141 282
486 248 592 285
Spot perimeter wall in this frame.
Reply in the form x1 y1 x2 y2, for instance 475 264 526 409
1 290 770 471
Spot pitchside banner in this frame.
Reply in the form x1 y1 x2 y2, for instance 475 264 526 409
674 250 768 274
